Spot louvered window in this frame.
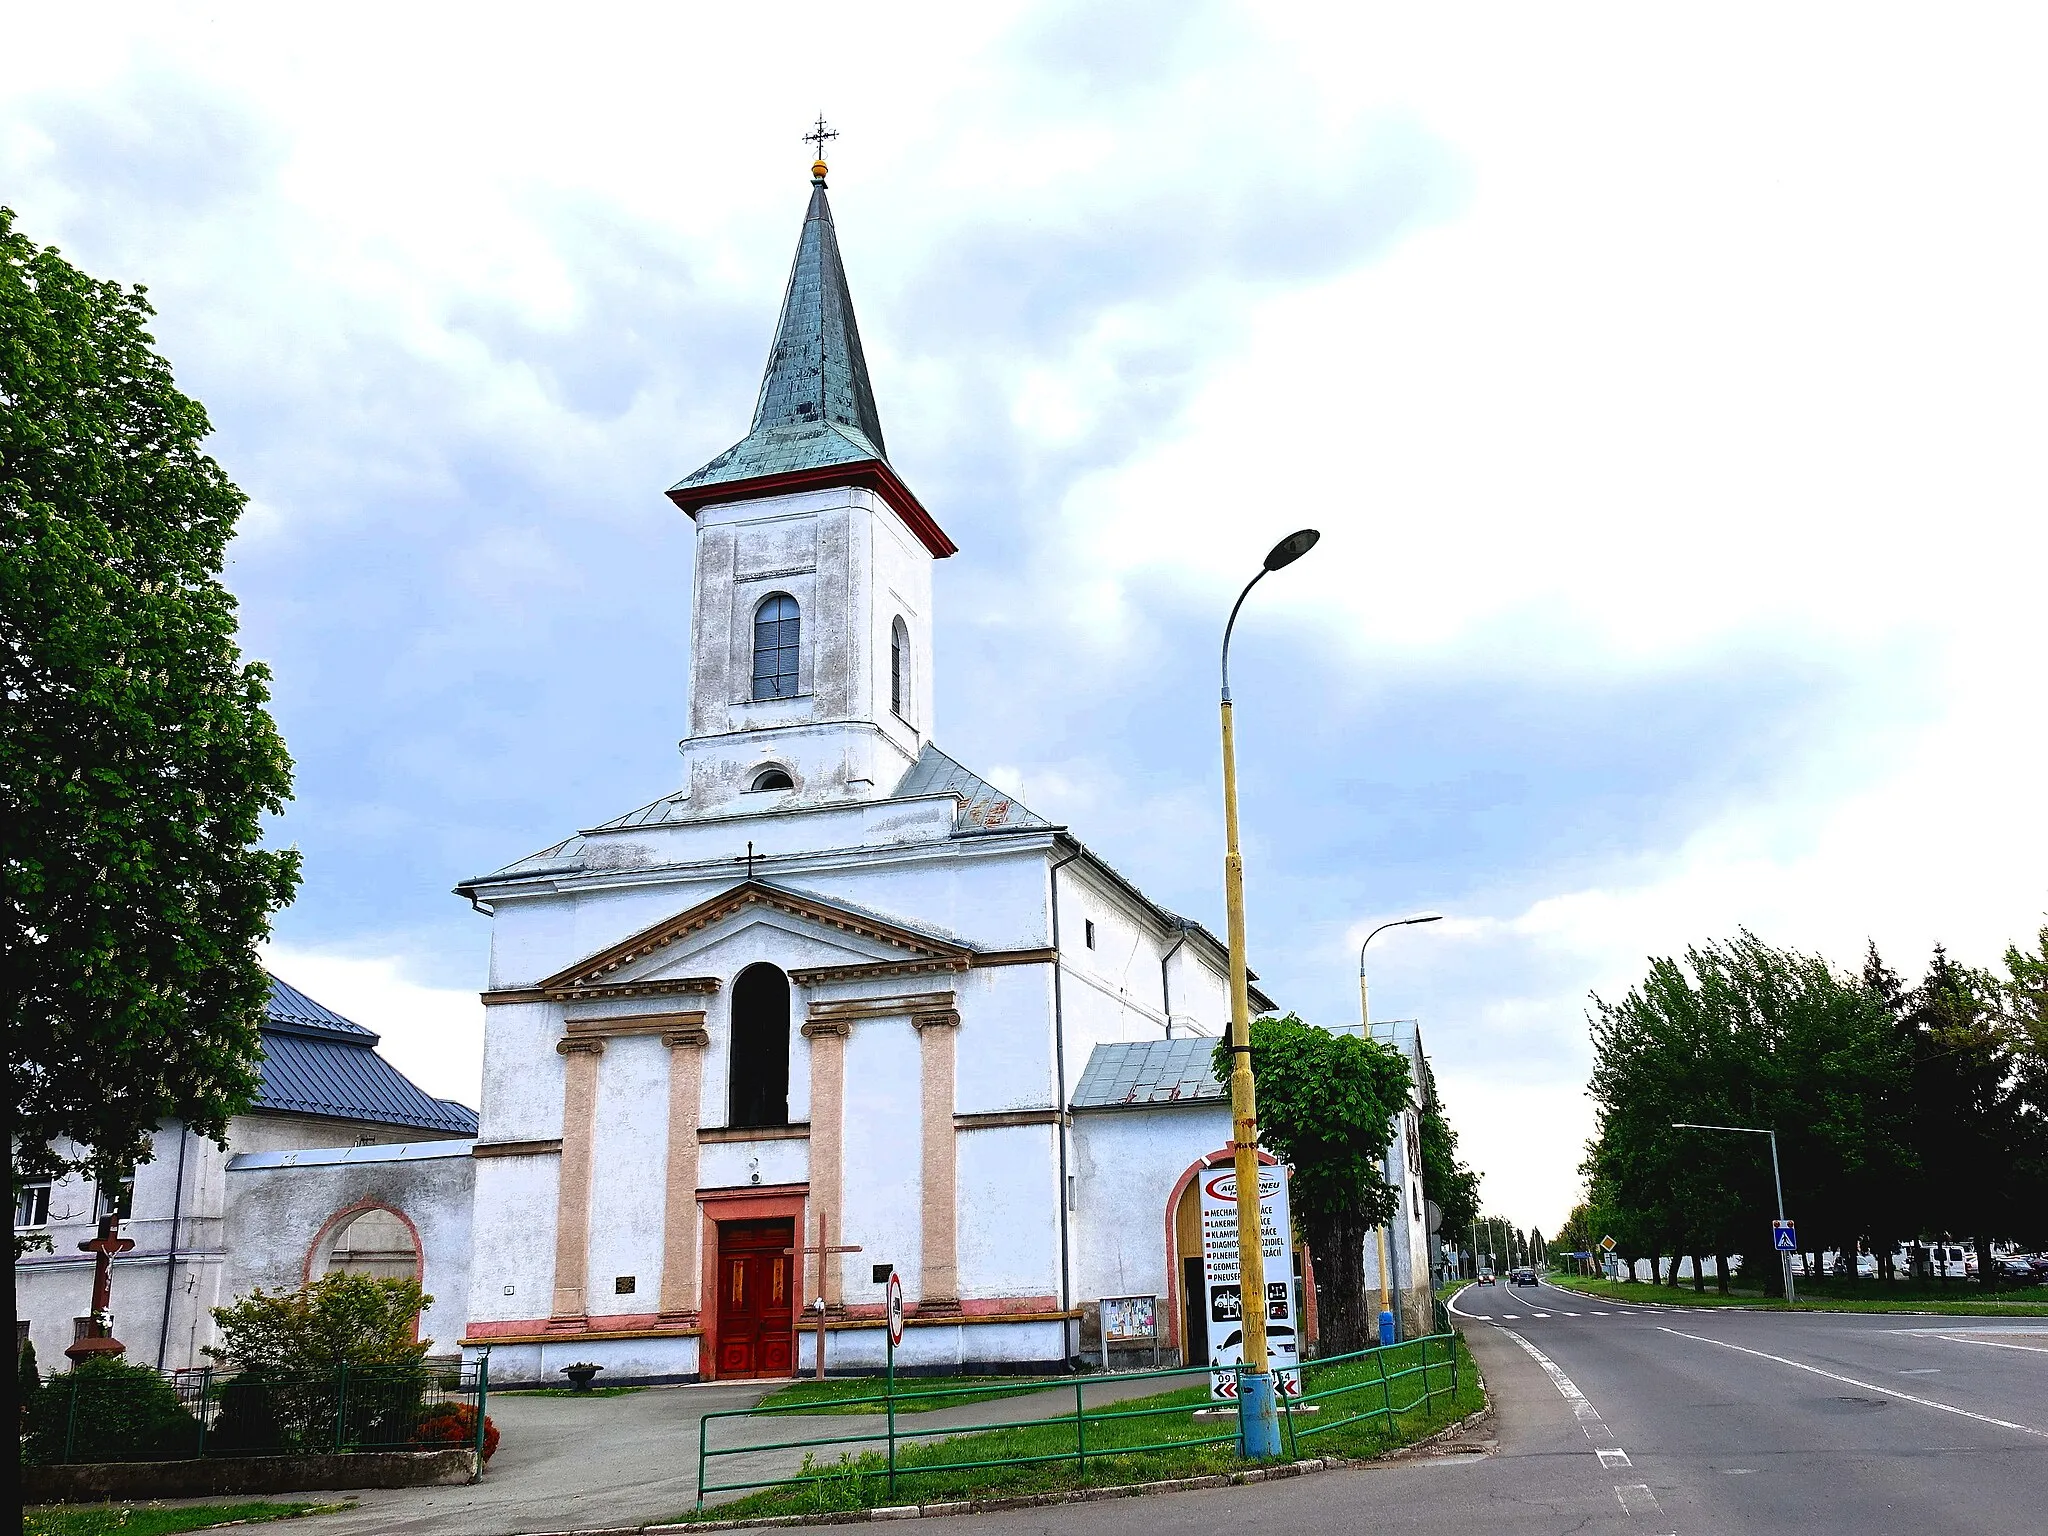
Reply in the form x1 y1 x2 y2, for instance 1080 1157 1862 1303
752 594 801 700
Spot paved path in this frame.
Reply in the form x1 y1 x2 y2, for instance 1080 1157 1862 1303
264 1371 1190 1535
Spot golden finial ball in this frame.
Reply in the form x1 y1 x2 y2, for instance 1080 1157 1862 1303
812 159 830 179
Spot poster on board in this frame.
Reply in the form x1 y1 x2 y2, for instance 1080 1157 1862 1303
1198 1160 1300 1401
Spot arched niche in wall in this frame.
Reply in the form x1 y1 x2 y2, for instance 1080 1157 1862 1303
309 1202 422 1284
729 963 791 1128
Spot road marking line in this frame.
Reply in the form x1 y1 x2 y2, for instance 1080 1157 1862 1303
1565 1311 1582 1316
1614 1483 1662 1516
1656 1326 2048 1440
1898 1368 1941 1374
1593 1310 1610 1315
1531 1311 1552 1318
1501 1313 1520 1319
1499 1328 1588 1405
1937 1334 2048 1355
1597 1447 1632 1468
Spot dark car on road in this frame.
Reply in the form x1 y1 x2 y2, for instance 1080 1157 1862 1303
1510 1267 1538 1286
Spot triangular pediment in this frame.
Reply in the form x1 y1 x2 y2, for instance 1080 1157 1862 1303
536 880 972 1000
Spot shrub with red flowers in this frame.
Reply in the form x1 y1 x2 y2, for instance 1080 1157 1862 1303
416 1401 499 1461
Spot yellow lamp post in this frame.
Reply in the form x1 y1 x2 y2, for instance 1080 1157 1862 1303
1218 526 1318 1459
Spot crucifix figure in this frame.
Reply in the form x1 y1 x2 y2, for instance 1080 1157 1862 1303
784 1209 861 1381
65 1214 134 1361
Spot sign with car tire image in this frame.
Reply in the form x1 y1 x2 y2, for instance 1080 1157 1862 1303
1198 1160 1300 1401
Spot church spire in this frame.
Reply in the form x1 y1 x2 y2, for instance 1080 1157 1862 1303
669 141 955 558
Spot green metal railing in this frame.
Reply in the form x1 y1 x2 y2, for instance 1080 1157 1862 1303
696 1332 1463 1510
1277 1332 1458 1455
697 1361 1236 1508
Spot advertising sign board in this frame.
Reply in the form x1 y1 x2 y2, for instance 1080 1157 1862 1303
1198 1161 1300 1401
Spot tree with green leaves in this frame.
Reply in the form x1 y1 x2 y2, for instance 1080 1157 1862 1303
1583 931 1911 1296
1215 1014 1412 1353
2 209 299 1347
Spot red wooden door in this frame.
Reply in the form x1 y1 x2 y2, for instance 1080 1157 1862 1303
715 1219 795 1378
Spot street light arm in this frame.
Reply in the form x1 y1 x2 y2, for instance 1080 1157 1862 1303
1219 567 1269 702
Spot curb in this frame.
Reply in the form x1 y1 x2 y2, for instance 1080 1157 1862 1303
507 1398 1495 1535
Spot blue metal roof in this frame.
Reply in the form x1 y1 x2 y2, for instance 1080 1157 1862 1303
1071 1038 1228 1112
253 973 479 1137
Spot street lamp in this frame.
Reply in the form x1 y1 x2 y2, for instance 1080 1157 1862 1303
1671 1122 1795 1306
1357 913 1443 1030
1356 912 1442 1320
1218 526 1318 1460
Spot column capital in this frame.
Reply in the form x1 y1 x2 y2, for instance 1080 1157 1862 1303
556 1037 606 1057
912 1010 961 1032
801 1019 853 1040
662 1026 711 1050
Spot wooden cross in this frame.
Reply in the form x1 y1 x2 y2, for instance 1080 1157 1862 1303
784 1210 861 1381
66 1214 134 1361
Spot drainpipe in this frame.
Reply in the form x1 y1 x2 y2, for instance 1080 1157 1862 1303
156 1125 190 1369
1159 922 1190 1039
1048 844 1082 1367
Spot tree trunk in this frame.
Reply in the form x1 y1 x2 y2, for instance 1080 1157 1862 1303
1975 1235 1997 1294
1304 1202 1375 1355
1714 1253 1730 1294
1691 1255 1705 1293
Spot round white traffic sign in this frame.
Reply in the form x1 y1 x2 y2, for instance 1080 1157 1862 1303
885 1271 905 1346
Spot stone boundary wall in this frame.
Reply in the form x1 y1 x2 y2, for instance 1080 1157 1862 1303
25 1448 478 1503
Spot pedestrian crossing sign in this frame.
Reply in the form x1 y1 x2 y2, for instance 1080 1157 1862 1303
1772 1220 1798 1252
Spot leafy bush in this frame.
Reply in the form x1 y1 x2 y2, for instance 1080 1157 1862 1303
23 1355 201 1464
416 1401 499 1461
208 1272 433 1374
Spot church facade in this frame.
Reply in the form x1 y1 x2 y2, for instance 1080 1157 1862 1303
453 159 1283 1383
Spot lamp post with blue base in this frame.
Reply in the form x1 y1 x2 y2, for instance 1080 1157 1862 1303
1217 527 1319 1460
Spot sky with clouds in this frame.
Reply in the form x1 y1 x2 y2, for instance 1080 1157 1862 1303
8 2 2044 1233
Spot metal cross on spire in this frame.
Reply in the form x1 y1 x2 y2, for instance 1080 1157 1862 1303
803 113 839 163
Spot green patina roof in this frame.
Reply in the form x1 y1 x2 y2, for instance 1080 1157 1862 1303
672 176 889 497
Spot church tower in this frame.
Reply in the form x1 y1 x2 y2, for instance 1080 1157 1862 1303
665 156 956 819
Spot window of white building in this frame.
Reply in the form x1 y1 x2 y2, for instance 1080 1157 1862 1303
752 594 801 701
15 1180 51 1229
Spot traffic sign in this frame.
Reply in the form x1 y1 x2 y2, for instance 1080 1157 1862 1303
1772 1219 1798 1252
885 1271 905 1346
1598 1235 1617 1253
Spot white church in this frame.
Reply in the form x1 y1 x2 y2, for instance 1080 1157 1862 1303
16 159 1443 1385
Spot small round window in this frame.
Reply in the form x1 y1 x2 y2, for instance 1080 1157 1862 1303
751 768 794 792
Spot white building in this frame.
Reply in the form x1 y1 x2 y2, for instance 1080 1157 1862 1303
14 976 477 1371
451 160 1307 1384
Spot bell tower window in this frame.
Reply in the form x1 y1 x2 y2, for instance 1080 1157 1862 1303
753 594 801 701
890 617 910 721
729 963 791 1128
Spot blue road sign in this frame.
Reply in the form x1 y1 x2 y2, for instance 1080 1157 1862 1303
1772 1220 1798 1252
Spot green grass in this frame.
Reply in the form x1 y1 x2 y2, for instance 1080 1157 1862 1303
680 1337 1482 1521
24 1501 346 1536
1547 1273 2048 1315
756 1374 1059 1415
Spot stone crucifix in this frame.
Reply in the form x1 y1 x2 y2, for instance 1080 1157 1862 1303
785 1210 861 1381
65 1214 134 1361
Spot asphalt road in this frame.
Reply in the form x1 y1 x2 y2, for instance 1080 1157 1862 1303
933 1279 2046 1536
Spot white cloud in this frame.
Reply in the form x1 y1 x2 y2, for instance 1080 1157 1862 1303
261 944 485 1110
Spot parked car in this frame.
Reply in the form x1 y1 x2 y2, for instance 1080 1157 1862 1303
1510 1268 1538 1286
